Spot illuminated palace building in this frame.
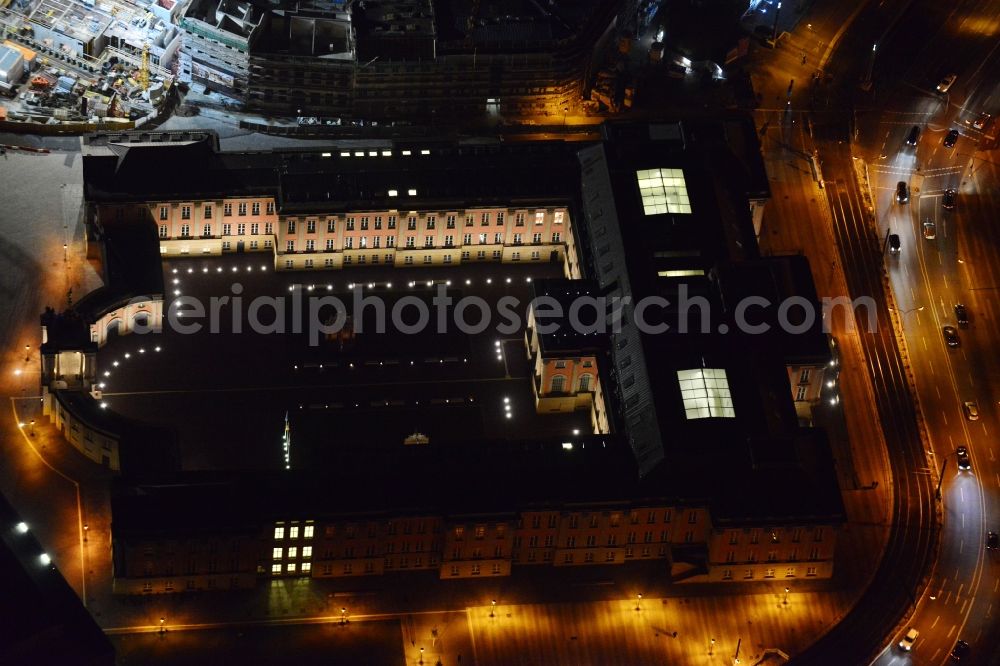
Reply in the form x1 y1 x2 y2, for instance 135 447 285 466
66 118 845 596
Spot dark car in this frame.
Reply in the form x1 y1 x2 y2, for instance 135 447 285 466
950 639 970 661
988 531 999 549
896 181 910 203
888 234 901 254
955 304 969 326
956 446 971 471
943 325 960 347
943 188 957 210
944 129 959 148
906 125 920 146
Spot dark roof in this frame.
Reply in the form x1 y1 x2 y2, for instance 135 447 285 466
40 307 95 352
0 492 115 666
530 278 608 355
112 434 642 537
55 391 180 475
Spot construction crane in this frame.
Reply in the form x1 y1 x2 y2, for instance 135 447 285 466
136 41 149 90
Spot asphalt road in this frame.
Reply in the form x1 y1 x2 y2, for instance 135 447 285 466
790 0 1000 662
859 0 1000 661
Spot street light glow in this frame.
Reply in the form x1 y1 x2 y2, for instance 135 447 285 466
15 522 28 534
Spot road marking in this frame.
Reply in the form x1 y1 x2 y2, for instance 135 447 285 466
948 624 957 639
931 614 941 628
960 487 965 503
942 410 948 425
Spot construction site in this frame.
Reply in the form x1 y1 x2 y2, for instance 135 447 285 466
0 0 175 128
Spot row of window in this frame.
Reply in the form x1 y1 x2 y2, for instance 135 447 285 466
280 249 548 269
725 528 824 545
161 202 276 221
160 207 565 229
721 547 824 563
720 566 819 580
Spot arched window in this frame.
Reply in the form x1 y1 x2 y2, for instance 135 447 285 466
551 375 566 393
578 374 593 392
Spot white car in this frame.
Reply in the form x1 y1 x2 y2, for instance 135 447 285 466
899 627 919 651
937 74 957 93
922 220 936 240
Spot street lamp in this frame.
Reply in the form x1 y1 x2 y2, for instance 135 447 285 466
635 593 642 612
419 647 424 665
340 607 347 625
24 344 30 362
783 586 790 605
29 420 35 437
710 638 715 655
159 617 165 634
83 523 89 542
890 305 924 317
490 599 496 618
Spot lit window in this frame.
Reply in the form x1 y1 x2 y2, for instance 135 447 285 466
302 562 312 573
657 269 705 277
272 547 283 559
290 526 299 539
287 563 296 573
636 168 692 215
388 190 398 197
676 368 735 419
288 547 298 559
274 526 285 540
302 546 312 558
408 189 418 196
304 525 314 539
271 564 282 573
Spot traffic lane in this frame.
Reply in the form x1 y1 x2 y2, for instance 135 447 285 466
870 0 1000 102
804 175 936 662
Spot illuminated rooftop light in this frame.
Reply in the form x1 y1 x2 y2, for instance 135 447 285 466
381 150 392 157
340 152 351 157
174 290 181 296
217 267 223 273
15 522 28 534
505 277 512 283
408 189 418 196
187 268 193 274
677 368 734 419
354 151 365 157
124 353 131 359
322 152 332 157
39 553 51 565
232 267 238 273
172 278 179 284
562 442 573 450
505 413 512 419
465 279 472 285
573 429 580 435
420 149 430 155
202 268 208 273
112 361 119 366
636 168 692 215
100 402 108 409
402 150 412 156
261 265 268 271
155 346 161 352
388 190 398 197
368 151 378 157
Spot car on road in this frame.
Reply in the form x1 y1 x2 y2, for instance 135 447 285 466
922 220 936 239
937 73 957 93
905 125 920 146
950 639 970 661
943 129 959 148
889 233 901 255
898 628 919 651
896 181 910 203
943 188 957 209
956 446 971 470
972 112 991 130
943 325 960 347
955 303 969 326
988 531 999 549
963 401 979 420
